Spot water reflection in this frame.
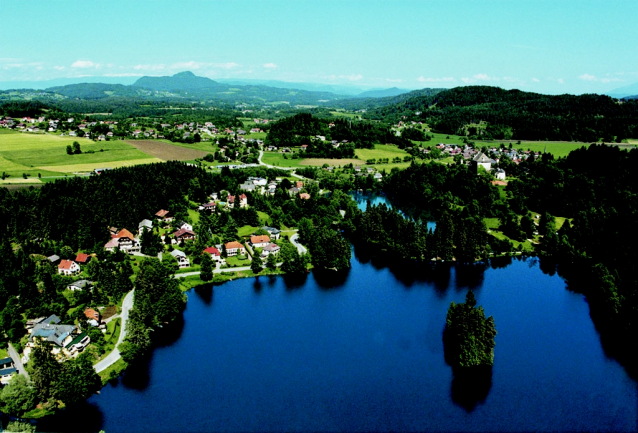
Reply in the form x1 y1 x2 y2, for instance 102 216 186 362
450 366 493 412
282 272 309 290
36 400 105 432
455 262 488 290
312 267 350 290
253 276 263 293
193 284 213 305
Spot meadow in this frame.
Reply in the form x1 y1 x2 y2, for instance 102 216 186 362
0 131 160 182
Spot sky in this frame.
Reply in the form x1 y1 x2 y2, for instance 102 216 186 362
1 0 637 95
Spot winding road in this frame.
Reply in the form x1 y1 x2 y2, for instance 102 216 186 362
94 289 135 373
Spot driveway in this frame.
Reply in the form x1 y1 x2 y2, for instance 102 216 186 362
290 233 308 254
8 342 28 379
94 289 135 373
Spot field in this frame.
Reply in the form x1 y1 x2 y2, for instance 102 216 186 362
298 158 362 167
0 131 162 181
125 140 211 160
355 144 410 161
261 152 304 167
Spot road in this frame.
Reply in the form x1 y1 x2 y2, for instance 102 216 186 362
258 150 304 179
94 289 135 373
174 266 252 278
8 342 28 379
290 233 307 254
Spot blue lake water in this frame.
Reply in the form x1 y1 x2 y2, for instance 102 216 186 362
350 192 437 231
43 253 637 432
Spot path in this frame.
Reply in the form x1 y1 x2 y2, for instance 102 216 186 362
174 266 252 278
8 342 28 380
94 290 135 373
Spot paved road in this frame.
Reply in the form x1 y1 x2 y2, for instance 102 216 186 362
94 289 135 373
8 342 28 379
174 266 252 278
290 233 308 254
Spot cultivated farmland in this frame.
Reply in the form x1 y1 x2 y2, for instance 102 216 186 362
124 140 211 161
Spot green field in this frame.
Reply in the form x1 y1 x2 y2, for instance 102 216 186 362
355 144 410 161
0 131 160 180
480 141 590 158
157 139 215 153
261 152 304 167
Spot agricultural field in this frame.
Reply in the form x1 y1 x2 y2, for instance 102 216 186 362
125 140 211 160
299 158 362 167
0 131 160 182
355 144 410 161
480 141 590 158
261 151 304 168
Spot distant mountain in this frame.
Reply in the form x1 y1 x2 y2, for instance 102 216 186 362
622 94 638 100
133 71 225 91
607 82 638 99
215 78 366 95
356 87 410 98
47 83 138 99
0 76 139 91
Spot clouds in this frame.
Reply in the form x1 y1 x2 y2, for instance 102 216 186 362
263 63 277 69
418 76 455 83
577 73 622 84
71 60 98 68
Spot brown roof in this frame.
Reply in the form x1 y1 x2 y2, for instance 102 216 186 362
114 228 135 240
75 253 89 263
225 241 244 250
227 195 235 203
299 193 310 200
84 308 100 321
155 209 170 217
296 181 303 188
250 235 270 244
58 259 76 270
173 228 196 238
239 193 247 200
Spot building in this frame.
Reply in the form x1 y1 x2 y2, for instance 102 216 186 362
0 357 16 385
472 152 492 172
239 193 248 208
139 219 153 233
261 243 281 257
224 241 246 256
67 279 92 291
173 228 197 242
203 246 225 264
250 235 271 248
495 168 506 180
58 260 80 276
170 249 190 268
262 226 281 240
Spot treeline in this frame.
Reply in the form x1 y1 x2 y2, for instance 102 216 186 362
506 144 638 373
264 113 412 149
365 86 638 142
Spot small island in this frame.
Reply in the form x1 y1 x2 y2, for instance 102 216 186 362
444 290 496 368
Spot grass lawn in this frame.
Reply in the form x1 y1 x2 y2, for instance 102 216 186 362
0 347 9 359
238 225 258 237
187 208 200 224
257 211 270 225
261 151 304 167
225 254 250 267
478 140 590 158
488 230 533 251
484 218 500 230
355 144 410 161
329 111 361 119
98 358 128 384
422 132 467 146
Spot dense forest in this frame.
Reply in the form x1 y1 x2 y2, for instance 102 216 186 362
365 86 638 142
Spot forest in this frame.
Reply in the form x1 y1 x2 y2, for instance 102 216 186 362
364 86 638 142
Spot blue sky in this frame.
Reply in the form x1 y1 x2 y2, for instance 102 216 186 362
1 0 637 94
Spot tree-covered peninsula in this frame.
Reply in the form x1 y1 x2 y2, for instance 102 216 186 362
444 291 496 368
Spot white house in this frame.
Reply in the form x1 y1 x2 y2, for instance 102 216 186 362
472 152 492 171
250 235 271 248
261 243 281 257
58 260 80 276
224 241 246 256
495 168 506 180
170 249 190 268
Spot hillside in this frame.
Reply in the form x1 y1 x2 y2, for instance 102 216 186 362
355 87 410 98
133 71 224 91
363 85 638 142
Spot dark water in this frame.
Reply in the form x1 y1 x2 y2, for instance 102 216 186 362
350 192 437 231
43 254 637 432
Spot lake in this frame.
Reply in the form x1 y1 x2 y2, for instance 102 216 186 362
42 252 637 432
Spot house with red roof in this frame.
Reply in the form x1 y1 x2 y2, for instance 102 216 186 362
203 246 225 264
58 260 80 276
239 193 248 208
227 195 236 209
75 253 90 264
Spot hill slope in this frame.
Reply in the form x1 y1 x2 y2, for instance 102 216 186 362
133 71 225 91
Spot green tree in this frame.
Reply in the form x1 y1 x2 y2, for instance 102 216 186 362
251 254 263 274
57 352 102 406
66 144 73 155
140 228 162 256
29 342 63 402
200 252 213 282
0 374 36 415
5 421 36 433
72 141 81 154
266 252 278 270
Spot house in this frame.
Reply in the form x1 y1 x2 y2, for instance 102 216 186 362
296 181 303 188
240 182 256 192
239 193 248 208
288 187 300 196
227 195 236 209
224 241 246 256
299 193 310 200
64 332 91 355
0 357 16 385
250 235 270 248
495 168 506 180
84 308 100 323
472 152 492 171
75 253 90 264
110 229 140 253
173 228 197 242
262 226 281 240
170 249 190 268
199 202 217 213
29 315 77 349
58 260 80 276
203 246 225 264
174 221 193 232
261 243 281 257
139 219 153 233
104 238 119 252
155 209 173 222
67 279 92 291
374 173 383 181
